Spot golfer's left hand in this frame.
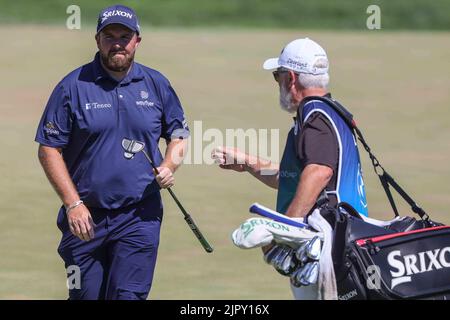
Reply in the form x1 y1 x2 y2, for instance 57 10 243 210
155 166 174 189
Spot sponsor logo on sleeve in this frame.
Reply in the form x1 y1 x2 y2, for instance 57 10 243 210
44 122 60 136
182 118 188 129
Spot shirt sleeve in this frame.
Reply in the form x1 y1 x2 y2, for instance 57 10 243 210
297 112 339 172
34 83 73 148
160 80 190 141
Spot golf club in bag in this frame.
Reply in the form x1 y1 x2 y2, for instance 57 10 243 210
301 96 450 300
122 138 213 253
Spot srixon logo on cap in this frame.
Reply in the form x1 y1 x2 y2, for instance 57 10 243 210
388 247 450 289
101 10 133 23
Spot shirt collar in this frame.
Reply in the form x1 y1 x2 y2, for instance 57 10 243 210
92 52 144 84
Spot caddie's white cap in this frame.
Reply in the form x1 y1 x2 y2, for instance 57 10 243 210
263 38 329 75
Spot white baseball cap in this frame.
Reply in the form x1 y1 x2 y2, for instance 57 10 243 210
263 38 329 75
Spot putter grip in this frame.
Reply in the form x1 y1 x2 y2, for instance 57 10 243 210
167 188 214 253
184 215 214 253
140 149 213 253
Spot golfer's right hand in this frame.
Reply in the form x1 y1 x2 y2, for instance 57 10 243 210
211 146 247 172
67 204 95 241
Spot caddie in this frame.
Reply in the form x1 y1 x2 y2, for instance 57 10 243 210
35 4 189 300
212 38 369 299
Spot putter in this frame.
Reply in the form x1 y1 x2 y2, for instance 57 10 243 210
121 138 214 253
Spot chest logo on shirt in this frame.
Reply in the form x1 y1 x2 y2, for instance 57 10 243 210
140 90 149 99
136 90 155 107
85 102 112 110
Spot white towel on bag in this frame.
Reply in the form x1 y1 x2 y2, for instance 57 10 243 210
307 208 338 300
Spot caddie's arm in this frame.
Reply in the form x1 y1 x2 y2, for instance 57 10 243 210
211 146 279 189
156 138 188 189
245 153 279 189
38 144 95 241
285 163 333 218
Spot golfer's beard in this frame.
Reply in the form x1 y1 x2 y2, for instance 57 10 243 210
279 85 298 113
101 50 134 72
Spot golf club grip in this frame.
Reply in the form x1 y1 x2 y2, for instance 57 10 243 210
141 150 213 252
184 215 214 253
167 188 214 253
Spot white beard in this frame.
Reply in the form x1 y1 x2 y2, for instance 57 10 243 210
279 85 298 114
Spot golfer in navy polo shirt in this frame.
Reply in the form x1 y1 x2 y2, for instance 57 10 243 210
35 5 190 300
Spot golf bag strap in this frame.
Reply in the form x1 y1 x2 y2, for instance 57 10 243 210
378 172 400 217
302 95 429 221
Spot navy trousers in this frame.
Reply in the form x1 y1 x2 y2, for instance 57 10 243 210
56 193 163 300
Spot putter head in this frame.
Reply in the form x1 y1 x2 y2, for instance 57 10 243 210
122 138 145 160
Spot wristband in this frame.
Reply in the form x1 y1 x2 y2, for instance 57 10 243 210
65 200 84 215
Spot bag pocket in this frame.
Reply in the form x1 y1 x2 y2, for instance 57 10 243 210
353 226 450 299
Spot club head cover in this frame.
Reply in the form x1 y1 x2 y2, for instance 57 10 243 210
122 138 145 159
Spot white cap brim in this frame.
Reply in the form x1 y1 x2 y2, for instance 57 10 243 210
263 58 280 70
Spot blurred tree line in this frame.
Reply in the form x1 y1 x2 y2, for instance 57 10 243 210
1 0 449 30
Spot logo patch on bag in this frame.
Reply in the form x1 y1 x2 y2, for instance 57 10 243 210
388 247 450 289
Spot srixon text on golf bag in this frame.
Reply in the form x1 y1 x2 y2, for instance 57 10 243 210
303 96 450 300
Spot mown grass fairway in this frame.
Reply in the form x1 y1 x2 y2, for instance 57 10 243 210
0 25 449 299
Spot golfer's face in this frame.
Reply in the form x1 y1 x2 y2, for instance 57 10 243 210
96 24 141 72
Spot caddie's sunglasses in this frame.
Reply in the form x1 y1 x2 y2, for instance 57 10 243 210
272 69 289 82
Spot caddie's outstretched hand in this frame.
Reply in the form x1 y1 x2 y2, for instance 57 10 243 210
211 146 247 172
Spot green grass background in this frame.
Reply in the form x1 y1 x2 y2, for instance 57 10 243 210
0 1 449 299
0 0 449 29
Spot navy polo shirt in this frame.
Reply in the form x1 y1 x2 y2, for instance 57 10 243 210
35 52 190 209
